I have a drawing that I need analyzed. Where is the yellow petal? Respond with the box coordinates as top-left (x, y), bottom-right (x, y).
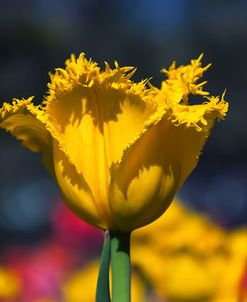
top-left (53, 141), bottom-right (109, 230)
top-left (0, 97), bottom-right (53, 173)
top-left (45, 53), bottom-right (156, 228)
top-left (45, 53), bottom-right (155, 168)
top-left (109, 92), bottom-right (228, 232)
top-left (110, 117), bottom-right (176, 231)
top-left (161, 54), bottom-right (211, 103)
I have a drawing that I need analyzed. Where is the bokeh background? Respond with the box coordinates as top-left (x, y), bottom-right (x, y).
top-left (0, 1), bottom-right (247, 301)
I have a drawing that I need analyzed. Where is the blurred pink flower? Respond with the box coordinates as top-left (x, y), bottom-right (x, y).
top-left (1, 201), bottom-right (104, 301)
top-left (51, 201), bottom-right (103, 251)
top-left (4, 242), bottom-right (75, 302)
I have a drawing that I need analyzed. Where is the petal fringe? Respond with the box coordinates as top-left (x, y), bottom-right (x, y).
top-left (0, 97), bottom-right (54, 173)
top-left (116, 57), bottom-right (228, 165)
top-left (45, 53), bottom-right (149, 104)
top-left (44, 53), bottom-right (156, 173)
top-left (161, 54), bottom-right (211, 103)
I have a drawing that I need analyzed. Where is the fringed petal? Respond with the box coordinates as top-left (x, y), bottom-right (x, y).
top-left (0, 97), bottom-right (54, 173)
top-left (52, 141), bottom-right (112, 230)
top-left (109, 62), bottom-right (228, 231)
top-left (159, 91), bottom-right (228, 132)
top-left (109, 95), bottom-right (227, 231)
top-left (44, 53), bottom-right (157, 217)
top-left (161, 54), bottom-right (211, 103)
top-left (46, 53), bottom-right (141, 100)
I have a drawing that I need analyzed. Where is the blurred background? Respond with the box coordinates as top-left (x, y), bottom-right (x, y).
top-left (0, 0), bottom-right (247, 301)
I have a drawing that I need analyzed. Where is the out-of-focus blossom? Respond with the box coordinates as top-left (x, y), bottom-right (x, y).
top-left (0, 53), bottom-right (227, 232)
top-left (1, 197), bottom-right (247, 302)
top-left (239, 262), bottom-right (247, 302)
top-left (51, 201), bottom-right (103, 250)
top-left (132, 200), bottom-right (247, 302)
top-left (212, 229), bottom-right (247, 302)
top-left (0, 267), bottom-right (21, 299)
top-left (1, 202), bottom-right (104, 302)
top-left (4, 242), bottom-right (75, 302)
top-left (133, 200), bottom-right (226, 255)
top-left (62, 260), bottom-right (146, 302)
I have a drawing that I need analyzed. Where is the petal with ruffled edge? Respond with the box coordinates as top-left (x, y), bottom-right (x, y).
top-left (53, 141), bottom-right (107, 229)
top-left (161, 54), bottom-right (211, 103)
top-left (109, 89), bottom-right (228, 232)
top-left (44, 53), bottom-right (157, 228)
top-left (0, 97), bottom-right (53, 173)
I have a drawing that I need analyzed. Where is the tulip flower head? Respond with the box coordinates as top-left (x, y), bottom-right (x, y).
top-left (0, 53), bottom-right (228, 232)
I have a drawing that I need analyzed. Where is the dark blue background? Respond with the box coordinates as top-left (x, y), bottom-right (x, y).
top-left (0, 0), bottom-right (246, 246)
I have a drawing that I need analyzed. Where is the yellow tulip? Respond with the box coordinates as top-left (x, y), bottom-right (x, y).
top-left (0, 53), bottom-right (228, 232)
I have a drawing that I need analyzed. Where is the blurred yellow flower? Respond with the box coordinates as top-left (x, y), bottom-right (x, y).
top-left (0, 53), bottom-right (227, 232)
top-left (132, 200), bottom-right (247, 302)
top-left (211, 229), bottom-right (247, 302)
top-left (62, 261), bottom-right (145, 302)
top-left (0, 267), bottom-right (20, 299)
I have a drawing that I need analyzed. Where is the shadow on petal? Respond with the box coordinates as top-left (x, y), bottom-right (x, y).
top-left (109, 112), bottom-right (212, 231)
top-left (53, 142), bottom-right (108, 230)
top-left (47, 86), bottom-right (128, 134)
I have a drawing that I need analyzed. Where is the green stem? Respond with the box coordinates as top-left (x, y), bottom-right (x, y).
top-left (110, 231), bottom-right (131, 302)
top-left (96, 231), bottom-right (111, 302)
